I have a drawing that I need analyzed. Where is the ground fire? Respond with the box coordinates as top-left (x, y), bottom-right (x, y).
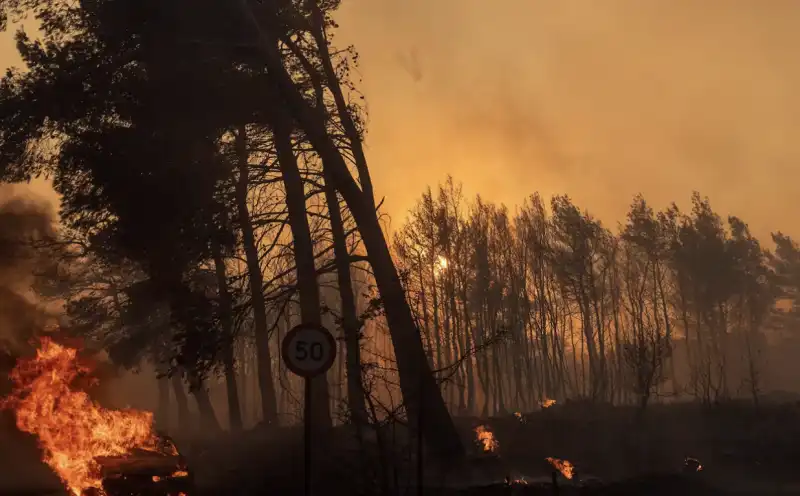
top-left (546, 456), bottom-right (575, 480)
top-left (474, 424), bottom-right (499, 453)
top-left (0, 337), bottom-right (191, 496)
top-left (539, 398), bottom-right (556, 409)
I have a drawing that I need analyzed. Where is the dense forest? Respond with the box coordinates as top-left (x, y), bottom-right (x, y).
top-left (0, 3), bottom-right (798, 485)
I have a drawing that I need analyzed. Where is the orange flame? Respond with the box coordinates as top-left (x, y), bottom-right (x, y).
top-left (474, 424), bottom-right (498, 453)
top-left (1, 337), bottom-right (160, 495)
top-left (152, 470), bottom-right (189, 483)
top-left (546, 457), bottom-right (575, 479)
top-left (540, 398), bottom-right (556, 408)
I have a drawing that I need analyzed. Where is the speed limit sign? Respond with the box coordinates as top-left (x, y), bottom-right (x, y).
top-left (281, 323), bottom-right (337, 378)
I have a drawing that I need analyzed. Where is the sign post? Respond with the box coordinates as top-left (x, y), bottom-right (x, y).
top-left (281, 323), bottom-right (337, 496)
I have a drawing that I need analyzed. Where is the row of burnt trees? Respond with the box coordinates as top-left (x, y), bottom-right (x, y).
top-left (393, 177), bottom-right (800, 415)
top-left (0, 0), bottom-right (464, 458)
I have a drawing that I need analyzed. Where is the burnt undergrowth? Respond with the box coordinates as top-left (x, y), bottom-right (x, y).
top-left (179, 400), bottom-right (800, 496)
top-left (1, 400), bottom-right (799, 495)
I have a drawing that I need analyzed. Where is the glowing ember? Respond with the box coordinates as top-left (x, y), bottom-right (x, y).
top-left (684, 457), bottom-right (703, 472)
top-left (505, 475), bottom-right (528, 486)
top-left (474, 424), bottom-right (499, 453)
top-left (546, 457), bottom-right (575, 479)
top-left (540, 398), bottom-right (556, 408)
top-left (151, 470), bottom-right (189, 483)
top-left (0, 337), bottom-right (161, 495)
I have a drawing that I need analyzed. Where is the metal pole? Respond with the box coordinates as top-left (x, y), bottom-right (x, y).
top-left (304, 377), bottom-right (312, 496)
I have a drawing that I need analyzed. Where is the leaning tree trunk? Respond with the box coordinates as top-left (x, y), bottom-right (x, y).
top-left (212, 239), bottom-right (244, 431)
top-left (323, 171), bottom-right (368, 429)
top-left (239, 1), bottom-right (464, 459)
top-left (170, 373), bottom-right (191, 433)
top-left (164, 271), bottom-right (224, 435)
top-left (325, 162), bottom-right (463, 458)
top-left (234, 126), bottom-right (279, 425)
top-left (304, 0), bottom-right (375, 210)
top-left (156, 371), bottom-right (170, 431)
top-left (189, 376), bottom-right (221, 433)
top-left (272, 110), bottom-right (332, 429)
top-left (171, 300), bottom-right (223, 434)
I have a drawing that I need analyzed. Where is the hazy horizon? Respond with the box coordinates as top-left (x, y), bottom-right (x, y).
top-left (2, 1), bottom-right (799, 241)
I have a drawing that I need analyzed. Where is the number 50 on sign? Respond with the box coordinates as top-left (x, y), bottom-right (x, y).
top-left (281, 323), bottom-right (337, 378)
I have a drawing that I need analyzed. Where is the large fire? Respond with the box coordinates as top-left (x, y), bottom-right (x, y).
top-left (1, 337), bottom-right (161, 495)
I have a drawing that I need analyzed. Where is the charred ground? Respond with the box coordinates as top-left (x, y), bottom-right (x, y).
top-left (165, 400), bottom-right (800, 495)
top-left (4, 400), bottom-right (796, 495)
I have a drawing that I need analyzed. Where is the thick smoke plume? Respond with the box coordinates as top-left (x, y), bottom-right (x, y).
top-left (0, 184), bottom-right (56, 350)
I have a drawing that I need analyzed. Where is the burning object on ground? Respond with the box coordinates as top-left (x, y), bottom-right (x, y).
top-left (473, 424), bottom-right (499, 454)
top-left (546, 456), bottom-right (576, 480)
top-left (1, 336), bottom-right (192, 496)
top-left (539, 398), bottom-right (556, 409)
top-left (91, 434), bottom-right (192, 496)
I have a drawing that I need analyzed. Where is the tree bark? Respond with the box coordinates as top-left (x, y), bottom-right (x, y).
top-left (212, 239), bottom-right (244, 431)
top-left (234, 126), bottom-right (279, 425)
top-left (190, 378), bottom-right (221, 433)
top-left (272, 111), bottom-right (332, 429)
top-left (323, 172), bottom-right (368, 428)
top-left (156, 372), bottom-right (170, 431)
top-left (171, 373), bottom-right (191, 433)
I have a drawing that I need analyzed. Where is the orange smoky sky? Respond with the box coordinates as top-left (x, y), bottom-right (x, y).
top-left (2, 1), bottom-right (800, 241)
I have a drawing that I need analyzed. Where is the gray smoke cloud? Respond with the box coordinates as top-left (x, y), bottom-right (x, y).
top-left (0, 184), bottom-right (57, 349)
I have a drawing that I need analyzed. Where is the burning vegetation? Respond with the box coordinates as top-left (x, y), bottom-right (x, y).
top-left (0, 337), bottom-right (188, 496)
top-left (474, 424), bottom-right (499, 454)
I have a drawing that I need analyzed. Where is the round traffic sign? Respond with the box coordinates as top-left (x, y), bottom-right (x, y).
top-left (281, 323), bottom-right (337, 378)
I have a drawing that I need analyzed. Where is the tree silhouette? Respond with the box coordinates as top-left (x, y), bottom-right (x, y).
top-left (0, 0), bottom-right (465, 457)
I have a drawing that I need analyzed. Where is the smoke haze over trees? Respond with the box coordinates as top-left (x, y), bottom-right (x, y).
top-left (0, 1), bottom-right (799, 495)
top-left (393, 177), bottom-right (800, 413)
top-left (0, 0), bottom-right (798, 435)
